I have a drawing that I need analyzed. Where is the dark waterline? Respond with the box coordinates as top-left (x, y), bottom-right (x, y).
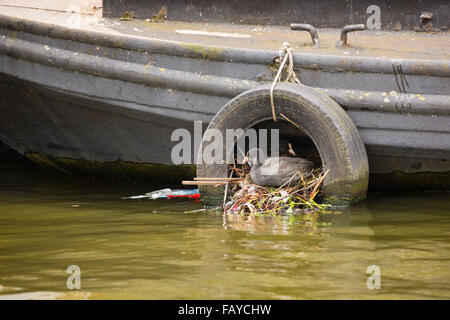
top-left (0, 153), bottom-right (449, 299)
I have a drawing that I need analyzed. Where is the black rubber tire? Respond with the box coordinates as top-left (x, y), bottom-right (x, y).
top-left (197, 83), bottom-right (369, 206)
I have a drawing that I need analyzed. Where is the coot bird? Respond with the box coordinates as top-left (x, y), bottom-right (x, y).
top-left (248, 148), bottom-right (315, 187)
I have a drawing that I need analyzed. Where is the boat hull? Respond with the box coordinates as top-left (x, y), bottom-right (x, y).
top-left (0, 11), bottom-right (449, 189)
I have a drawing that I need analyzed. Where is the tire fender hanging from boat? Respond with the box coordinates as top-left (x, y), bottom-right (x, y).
top-left (197, 82), bottom-right (370, 206)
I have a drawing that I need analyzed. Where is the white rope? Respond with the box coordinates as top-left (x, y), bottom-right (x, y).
top-left (270, 42), bottom-right (301, 122)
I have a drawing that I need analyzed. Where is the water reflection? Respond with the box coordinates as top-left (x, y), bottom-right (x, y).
top-left (223, 207), bottom-right (369, 235)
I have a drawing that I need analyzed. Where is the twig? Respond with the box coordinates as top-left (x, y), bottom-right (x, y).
top-left (223, 171), bottom-right (234, 212)
top-left (280, 113), bottom-right (306, 135)
top-left (309, 168), bottom-right (330, 201)
top-left (195, 177), bottom-right (243, 181)
top-left (182, 181), bottom-right (236, 186)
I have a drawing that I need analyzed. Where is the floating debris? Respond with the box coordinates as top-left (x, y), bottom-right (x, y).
top-left (122, 188), bottom-right (200, 200)
top-left (166, 189), bottom-right (200, 199)
top-left (184, 208), bottom-right (207, 214)
top-left (184, 207), bottom-right (221, 214)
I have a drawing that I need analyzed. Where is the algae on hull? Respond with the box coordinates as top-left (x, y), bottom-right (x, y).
top-left (25, 153), bottom-right (196, 184)
top-left (181, 44), bottom-right (223, 60)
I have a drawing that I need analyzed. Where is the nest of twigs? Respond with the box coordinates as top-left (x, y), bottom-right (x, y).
top-left (223, 162), bottom-right (330, 216)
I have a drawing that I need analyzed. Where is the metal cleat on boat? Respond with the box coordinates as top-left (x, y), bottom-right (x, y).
top-left (289, 23), bottom-right (320, 47)
top-left (336, 24), bottom-right (366, 48)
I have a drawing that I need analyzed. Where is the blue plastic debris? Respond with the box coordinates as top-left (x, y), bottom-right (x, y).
top-left (122, 188), bottom-right (200, 200)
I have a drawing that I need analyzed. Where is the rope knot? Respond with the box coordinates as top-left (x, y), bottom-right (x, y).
top-left (278, 42), bottom-right (291, 60)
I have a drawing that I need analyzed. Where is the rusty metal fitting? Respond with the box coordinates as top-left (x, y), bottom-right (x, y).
top-left (290, 23), bottom-right (320, 47)
top-left (336, 24), bottom-right (365, 47)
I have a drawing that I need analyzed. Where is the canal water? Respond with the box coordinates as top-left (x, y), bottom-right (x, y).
top-left (0, 154), bottom-right (449, 299)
